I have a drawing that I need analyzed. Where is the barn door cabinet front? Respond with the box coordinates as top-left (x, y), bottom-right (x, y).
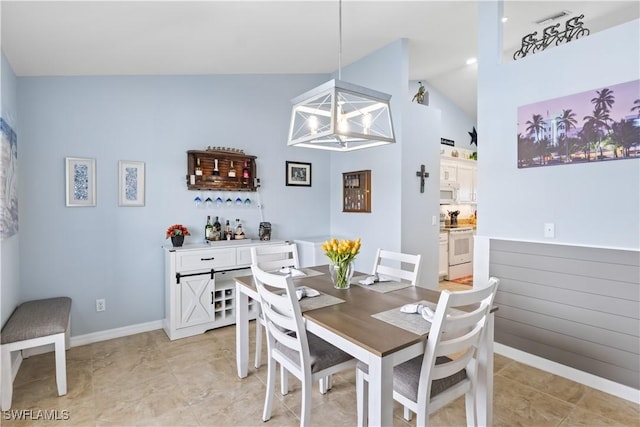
top-left (163, 242), bottom-right (284, 340)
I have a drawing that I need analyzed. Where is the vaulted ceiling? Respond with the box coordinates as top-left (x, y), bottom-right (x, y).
top-left (2, 1), bottom-right (638, 121)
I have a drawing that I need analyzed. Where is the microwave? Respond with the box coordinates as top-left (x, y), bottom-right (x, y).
top-left (440, 182), bottom-right (458, 204)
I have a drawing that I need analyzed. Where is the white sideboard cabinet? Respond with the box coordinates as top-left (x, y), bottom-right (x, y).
top-left (163, 240), bottom-right (285, 340)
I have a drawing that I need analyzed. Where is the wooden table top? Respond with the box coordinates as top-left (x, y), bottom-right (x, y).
top-left (235, 265), bottom-right (443, 357)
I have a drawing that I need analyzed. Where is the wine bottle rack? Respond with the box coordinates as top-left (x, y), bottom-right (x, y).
top-left (186, 149), bottom-right (257, 191)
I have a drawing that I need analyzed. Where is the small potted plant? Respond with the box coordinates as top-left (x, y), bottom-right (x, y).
top-left (166, 224), bottom-right (190, 247)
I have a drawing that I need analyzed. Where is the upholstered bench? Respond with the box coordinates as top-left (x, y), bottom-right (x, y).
top-left (1, 297), bottom-right (71, 410)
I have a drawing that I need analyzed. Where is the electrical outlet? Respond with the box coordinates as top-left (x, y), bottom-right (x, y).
top-left (544, 223), bottom-right (555, 238)
top-left (96, 298), bottom-right (106, 312)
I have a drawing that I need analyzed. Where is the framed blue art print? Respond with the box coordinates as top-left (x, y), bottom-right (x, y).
top-left (65, 157), bottom-right (96, 207)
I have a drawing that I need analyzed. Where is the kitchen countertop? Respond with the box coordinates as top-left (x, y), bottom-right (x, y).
top-left (440, 225), bottom-right (476, 232)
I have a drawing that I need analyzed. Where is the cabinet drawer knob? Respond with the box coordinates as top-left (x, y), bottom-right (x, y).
top-left (201, 257), bottom-right (215, 261)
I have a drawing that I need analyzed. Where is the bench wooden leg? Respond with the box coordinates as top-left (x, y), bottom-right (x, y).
top-left (1, 345), bottom-right (13, 411)
top-left (54, 333), bottom-right (67, 396)
top-left (1, 332), bottom-right (68, 410)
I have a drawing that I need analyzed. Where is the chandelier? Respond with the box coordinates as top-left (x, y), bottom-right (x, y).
top-left (287, 0), bottom-right (396, 152)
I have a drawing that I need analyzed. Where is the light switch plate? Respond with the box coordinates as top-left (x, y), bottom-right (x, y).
top-left (544, 223), bottom-right (555, 238)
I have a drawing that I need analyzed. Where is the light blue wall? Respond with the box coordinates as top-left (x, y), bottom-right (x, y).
top-left (326, 39), bottom-right (443, 287)
top-left (1, 52), bottom-right (20, 326)
top-left (328, 39), bottom-right (405, 272)
top-left (16, 73), bottom-right (332, 335)
top-left (477, 6), bottom-right (640, 250)
top-left (12, 39), bottom-right (452, 336)
top-left (401, 100), bottom-right (442, 288)
top-left (410, 80), bottom-right (477, 153)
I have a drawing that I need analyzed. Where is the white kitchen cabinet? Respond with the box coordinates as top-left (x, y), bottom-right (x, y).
top-left (438, 232), bottom-right (449, 278)
top-left (164, 240), bottom-right (285, 340)
top-left (456, 164), bottom-right (477, 203)
top-left (440, 157), bottom-right (477, 203)
top-left (440, 161), bottom-right (458, 184)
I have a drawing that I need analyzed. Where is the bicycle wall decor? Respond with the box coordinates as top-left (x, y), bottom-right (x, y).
top-left (513, 14), bottom-right (591, 60)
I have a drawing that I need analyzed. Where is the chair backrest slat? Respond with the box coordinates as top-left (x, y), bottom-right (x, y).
top-left (261, 302), bottom-right (298, 335)
top-left (251, 243), bottom-right (300, 272)
top-left (372, 249), bottom-right (422, 285)
top-left (430, 351), bottom-right (474, 380)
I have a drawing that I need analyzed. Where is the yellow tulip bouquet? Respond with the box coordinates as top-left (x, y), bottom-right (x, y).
top-left (321, 237), bottom-right (361, 289)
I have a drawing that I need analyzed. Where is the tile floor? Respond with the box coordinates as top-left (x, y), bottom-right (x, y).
top-left (2, 281), bottom-right (638, 426)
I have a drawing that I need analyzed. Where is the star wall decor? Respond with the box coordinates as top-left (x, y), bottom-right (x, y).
top-left (469, 126), bottom-right (477, 146)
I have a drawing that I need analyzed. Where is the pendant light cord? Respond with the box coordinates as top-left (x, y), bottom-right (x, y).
top-left (338, 0), bottom-right (342, 80)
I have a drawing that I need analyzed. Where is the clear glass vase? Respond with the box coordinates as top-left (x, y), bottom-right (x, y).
top-left (329, 261), bottom-right (354, 289)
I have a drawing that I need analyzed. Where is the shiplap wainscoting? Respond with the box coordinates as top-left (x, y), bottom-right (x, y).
top-left (489, 239), bottom-right (639, 389)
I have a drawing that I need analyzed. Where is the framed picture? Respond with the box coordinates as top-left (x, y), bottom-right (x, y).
top-left (65, 157), bottom-right (96, 207)
top-left (118, 160), bottom-right (145, 207)
top-left (285, 161), bottom-right (312, 187)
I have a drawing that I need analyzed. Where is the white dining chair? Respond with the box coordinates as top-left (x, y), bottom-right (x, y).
top-left (371, 249), bottom-right (422, 285)
top-left (356, 277), bottom-right (500, 427)
top-left (251, 265), bottom-right (357, 427)
top-left (250, 243), bottom-right (300, 369)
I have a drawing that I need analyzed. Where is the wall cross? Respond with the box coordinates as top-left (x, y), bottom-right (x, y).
top-left (416, 164), bottom-right (429, 193)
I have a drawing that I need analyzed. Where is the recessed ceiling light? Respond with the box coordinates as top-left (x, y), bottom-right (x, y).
top-left (502, 16), bottom-right (508, 23)
top-left (466, 57), bottom-right (477, 65)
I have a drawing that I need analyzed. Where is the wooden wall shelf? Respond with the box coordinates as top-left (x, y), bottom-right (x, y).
top-left (186, 149), bottom-right (257, 191)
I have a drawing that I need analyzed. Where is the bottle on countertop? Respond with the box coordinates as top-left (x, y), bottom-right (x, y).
top-left (213, 216), bottom-right (221, 240)
top-left (195, 158), bottom-right (203, 177)
top-left (213, 159), bottom-right (220, 176)
top-left (234, 218), bottom-right (245, 240)
top-left (228, 160), bottom-right (236, 178)
top-left (224, 220), bottom-right (232, 240)
top-left (205, 216), bottom-right (214, 241)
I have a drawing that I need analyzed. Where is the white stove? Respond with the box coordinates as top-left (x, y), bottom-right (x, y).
top-left (444, 227), bottom-right (474, 280)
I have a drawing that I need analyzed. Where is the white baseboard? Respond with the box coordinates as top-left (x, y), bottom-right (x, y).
top-left (70, 320), bottom-right (164, 347)
top-left (21, 320), bottom-right (164, 358)
top-left (495, 343), bottom-right (640, 404)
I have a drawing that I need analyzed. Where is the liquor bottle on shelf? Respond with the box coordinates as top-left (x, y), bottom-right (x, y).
top-left (242, 160), bottom-right (250, 184)
top-left (213, 159), bottom-right (220, 176)
top-left (213, 216), bottom-right (221, 241)
top-left (228, 161), bottom-right (236, 178)
top-left (195, 158), bottom-right (203, 177)
top-left (205, 216), bottom-right (214, 241)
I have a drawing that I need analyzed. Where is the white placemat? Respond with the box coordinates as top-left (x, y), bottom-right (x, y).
top-left (299, 292), bottom-right (345, 312)
top-left (295, 268), bottom-right (325, 278)
top-left (371, 300), bottom-right (437, 335)
top-left (272, 267), bottom-right (325, 278)
top-left (351, 275), bottom-right (412, 293)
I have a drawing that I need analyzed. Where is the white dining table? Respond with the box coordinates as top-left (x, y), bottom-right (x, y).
top-left (234, 266), bottom-right (495, 427)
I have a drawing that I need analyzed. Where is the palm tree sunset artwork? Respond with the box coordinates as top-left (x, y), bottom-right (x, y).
top-left (517, 79), bottom-right (639, 168)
